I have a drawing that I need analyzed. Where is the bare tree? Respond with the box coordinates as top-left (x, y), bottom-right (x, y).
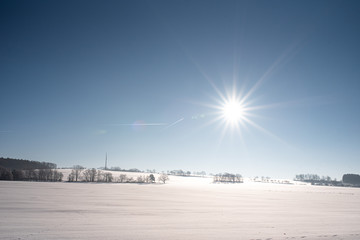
top-left (118, 174), bottom-right (127, 183)
top-left (0, 167), bottom-right (13, 180)
top-left (137, 175), bottom-right (145, 183)
top-left (73, 165), bottom-right (84, 182)
top-left (53, 171), bottom-right (63, 181)
top-left (38, 169), bottom-right (47, 181)
top-left (97, 170), bottom-right (104, 182)
top-left (158, 173), bottom-right (169, 184)
top-left (12, 169), bottom-right (24, 181)
top-left (82, 169), bottom-right (91, 182)
top-left (104, 172), bottom-right (113, 182)
top-left (45, 169), bottom-right (53, 181)
top-left (68, 170), bottom-right (76, 182)
top-left (235, 174), bottom-right (243, 183)
top-left (90, 168), bottom-right (97, 182)
top-left (82, 168), bottom-right (97, 182)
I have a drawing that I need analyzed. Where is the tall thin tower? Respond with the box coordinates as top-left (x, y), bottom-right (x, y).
top-left (105, 153), bottom-right (107, 170)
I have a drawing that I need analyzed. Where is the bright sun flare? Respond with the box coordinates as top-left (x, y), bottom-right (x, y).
top-left (222, 100), bottom-right (244, 124)
top-left (202, 81), bottom-right (260, 137)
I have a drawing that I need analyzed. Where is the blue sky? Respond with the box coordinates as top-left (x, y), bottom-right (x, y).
top-left (1, 0), bottom-right (360, 179)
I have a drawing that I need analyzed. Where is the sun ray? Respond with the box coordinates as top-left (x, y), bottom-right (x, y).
top-left (240, 116), bottom-right (295, 150)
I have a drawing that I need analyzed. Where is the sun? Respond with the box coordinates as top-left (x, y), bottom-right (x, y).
top-left (198, 79), bottom-right (269, 140)
top-left (222, 100), bottom-right (245, 124)
top-left (201, 82), bottom-right (253, 137)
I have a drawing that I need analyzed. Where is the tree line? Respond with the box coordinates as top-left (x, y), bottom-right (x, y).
top-left (295, 174), bottom-right (323, 182)
top-left (294, 173), bottom-right (339, 186)
top-left (213, 173), bottom-right (243, 183)
top-left (108, 167), bottom-right (142, 172)
top-left (0, 157), bottom-right (57, 170)
top-left (167, 169), bottom-right (206, 177)
top-left (342, 174), bottom-right (360, 186)
top-left (294, 173), bottom-right (341, 185)
top-left (0, 158), bottom-right (62, 181)
top-left (0, 166), bottom-right (63, 181)
top-left (294, 173), bottom-right (360, 187)
top-left (118, 173), bottom-right (169, 184)
top-left (68, 166), bottom-right (169, 183)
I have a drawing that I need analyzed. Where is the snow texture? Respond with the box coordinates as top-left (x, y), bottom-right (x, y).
top-left (1, 173), bottom-right (360, 240)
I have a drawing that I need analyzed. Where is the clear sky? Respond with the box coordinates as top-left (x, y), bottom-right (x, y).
top-left (1, 0), bottom-right (360, 179)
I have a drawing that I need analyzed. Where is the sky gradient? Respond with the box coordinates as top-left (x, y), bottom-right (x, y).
top-left (1, 0), bottom-right (360, 179)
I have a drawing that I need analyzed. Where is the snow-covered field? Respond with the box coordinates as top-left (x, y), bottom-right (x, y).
top-left (1, 173), bottom-right (360, 240)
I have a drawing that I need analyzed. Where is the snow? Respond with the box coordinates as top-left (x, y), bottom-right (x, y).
top-left (1, 174), bottom-right (360, 240)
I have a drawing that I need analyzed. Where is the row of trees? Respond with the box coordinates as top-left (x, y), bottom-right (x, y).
top-left (68, 168), bottom-right (114, 182)
top-left (0, 166), bottom-right (63, 181)
top-left (108, 167), bottom-right (142, 172)
top-left (168, 169), bottom-right (192, 176)
top-left (213, 173), bottom-right (243, 183)
top-left (67, 165), bottom-right (207, 179)
top-left (167, 169), bottom-right (206, 177)
top-left (295, 173), bottom-right (360, 187)
top-left (117, 173), bottom-right (169, 183)
top-left (117, 173), bottom-right (156, 183)
top-left (67, 166), bottom-right (169, 184)
top-left (294, 174), bottom-right (331, 182)
top-left (294, 173), bottom-right (344, 186)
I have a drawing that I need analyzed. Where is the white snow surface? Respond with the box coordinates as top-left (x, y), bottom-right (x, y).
top-left (1, 172), bottom-right (360, 240)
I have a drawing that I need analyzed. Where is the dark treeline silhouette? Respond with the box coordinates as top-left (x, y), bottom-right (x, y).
top-left (69, 168), bottom-right (114, 182)
top-left (342, 174), bottom-right (360, 186)
top-left (294, 173), bottom-right (360, 188)
top-left (109, 166), bottom-right (142, 172)
top-left (0, 166), bottom-right (63, 181)
top-left (294, 174), bottom-right (322, 181)
top-left (167, 169), bottom-right (206, 177)
top-left (0, 158), bottom-right (62, 181)
top-left (294, 173), bottom-right (345, 187)
top-left (0, 166), bottom-right (14, 180)
top-left (0, 157), bottom-right (57, 170)
top-left (168, 169), bottom-right (191, 176)
top-left (213, 173), bottom-right (243, 183)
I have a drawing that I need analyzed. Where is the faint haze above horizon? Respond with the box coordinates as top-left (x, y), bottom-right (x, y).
top-left (1, 0), bottom-right (360, 179)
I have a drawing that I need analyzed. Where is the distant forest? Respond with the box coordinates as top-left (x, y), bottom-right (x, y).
top-left (343, 174), bottom-right (360, 186)
top-left (294, 173), bottom-right (360, 187)
top-left (0, 157), bottom-right (62, 181)
top-left (0, 157), bottom-right (57, 170)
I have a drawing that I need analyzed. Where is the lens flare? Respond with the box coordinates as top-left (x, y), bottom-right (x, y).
top-left (222, 100), bottom-right (245, 124)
